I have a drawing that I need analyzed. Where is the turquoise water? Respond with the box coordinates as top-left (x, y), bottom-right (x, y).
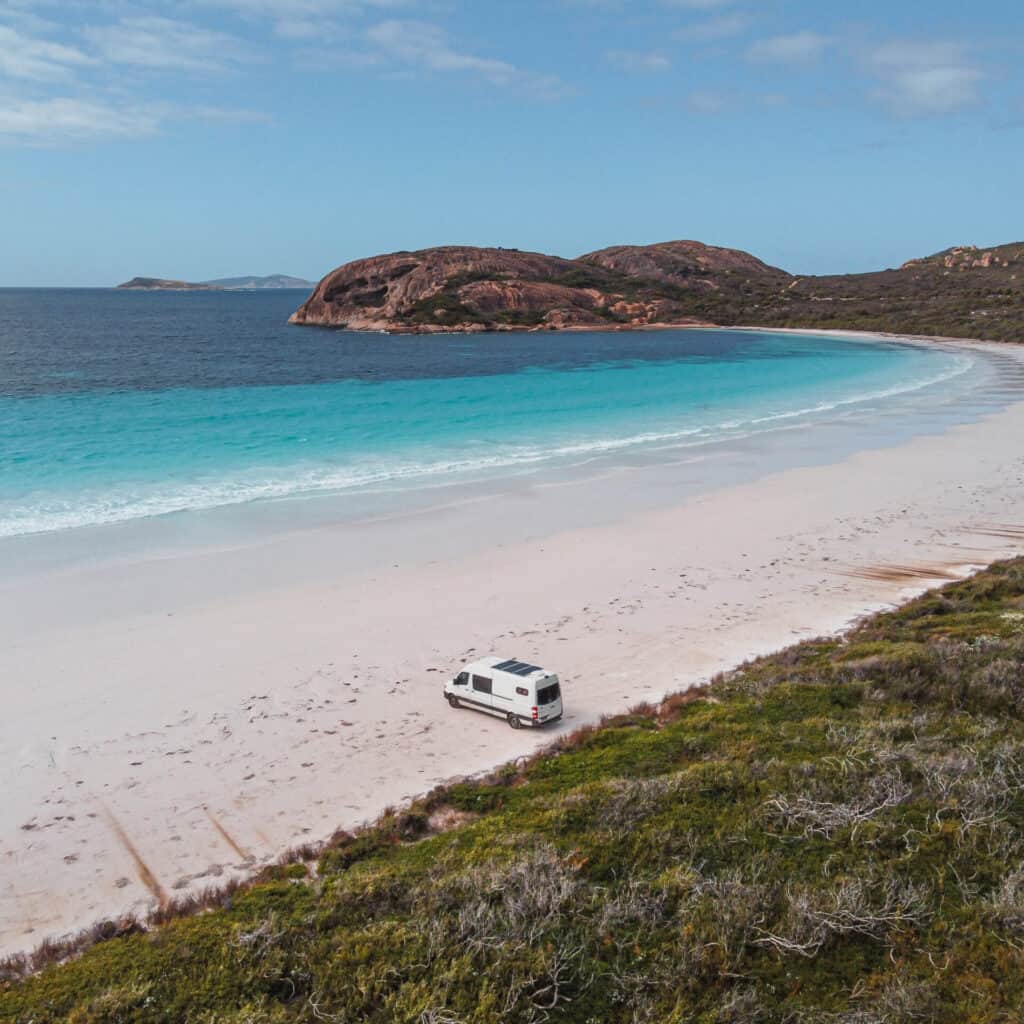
top-left (0, 291), bottom-right (975, 538)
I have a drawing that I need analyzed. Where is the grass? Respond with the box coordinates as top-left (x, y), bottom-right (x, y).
top-left (5, 559), bottom-right (1024, 1021)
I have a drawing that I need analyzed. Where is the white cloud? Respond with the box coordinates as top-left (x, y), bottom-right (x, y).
top-left (881, 66), bottom-right (984, 116)
top-left (0, 96), bottom-right (159, 141)
top-left (293, 47), bottom-right (383, 70)
top-left (363, 20), bottom-right (570, 98)
top-left (272, 18), bottom-right (349, 39)
top-left (0, 24), bottom-right (95, 81)
top-left (864, 40), bottom-right (984, 116)
top-left (0, 95), bottom-right (272, 144)
top-left (868, 40), bottom-right (967, 74)
top-left (606, 49), bottom-right (671, 73)
top-left (81, 17), bottom-right (254, 72)
top-left (742, 32), bottom-right (986, 118)
top-left (663, 0), bottom-right (733, 9)
top-left (682, 89), bottom-right (728, 114)
top-left (748, 31), bottom-right (830, 65)
top-left (674, 14), bottom-right (751, 43)
top-left (189, 105), bottom-right (274, 124)
top-left (196, 0), bottom-right (415, 16)
top-left (367, 20), bottom-right (516, 77)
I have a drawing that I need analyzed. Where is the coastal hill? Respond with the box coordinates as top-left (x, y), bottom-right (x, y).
top-left (581, 238), bottom-right (792, 287)
top-left (203, 274), bottom-right (315, 290)
top-left (5, 560), bottom-right (1024, 1020)
top-left (287, 242), bottom-right (757, 333)
top-left (117, 274), bottom-right (314, 291)
top-left (289, 240), bottom-right (1024, 341)
top-left (116, 277), bottom-right (218, 291)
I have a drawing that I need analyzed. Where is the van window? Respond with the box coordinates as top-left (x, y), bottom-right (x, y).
top-left (455, 672), bottom-right (469, 686)
top-left (472, 675), bottom-right (492, 695)
top-left (516, 686), bottom-right (528, 696)
top-left (537, 681), bottom-right (560, 705)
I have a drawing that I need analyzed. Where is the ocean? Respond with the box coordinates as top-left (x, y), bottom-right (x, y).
top-left (0, 288), bottom-right (987, 540)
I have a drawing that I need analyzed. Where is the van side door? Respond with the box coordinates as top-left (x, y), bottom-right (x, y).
top-left (470, 674), bottom-right (494, 711)
top-left (489, 675), bottom-right (516, 716)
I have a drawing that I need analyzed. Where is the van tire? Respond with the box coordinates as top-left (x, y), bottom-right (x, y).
top-left (447, 695), bottom-right (461, 709)
top-left (507, 713), bottom-right (522, 730)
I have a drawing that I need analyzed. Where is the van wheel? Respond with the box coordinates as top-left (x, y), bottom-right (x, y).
top-left (447, 695), bottom-right (460, 709)
top-left (507, 713), bottom-right (522, 730)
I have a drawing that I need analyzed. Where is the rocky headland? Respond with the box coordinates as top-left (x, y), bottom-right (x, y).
top-left (289, 240), bottom-right (1024, 342)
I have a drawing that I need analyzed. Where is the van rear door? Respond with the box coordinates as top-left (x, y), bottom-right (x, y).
top-left (535, 676), bottom-right (562, 721)
top-left (470, 673), bottom-right (494, 711)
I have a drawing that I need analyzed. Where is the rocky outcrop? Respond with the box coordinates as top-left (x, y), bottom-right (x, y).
top-left (580, 240), bottom-right (791, 291)
top-left (289, 245), bottom-right (724, 332)
top-left (290, 247), bottom-right (584, 331)
top-left (289, 239), bottom-right (1024, 342)
top-left (901, 244), bottom-right (1024, 273)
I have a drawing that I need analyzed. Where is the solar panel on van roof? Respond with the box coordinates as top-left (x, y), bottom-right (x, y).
top-left (494, 659), bottom-right (542, 677)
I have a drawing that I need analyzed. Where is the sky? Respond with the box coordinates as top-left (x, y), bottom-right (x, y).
top-left (1, 0), bottom-right (1022, 286)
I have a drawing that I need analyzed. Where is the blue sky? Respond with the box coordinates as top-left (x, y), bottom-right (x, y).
top-left (1, 0), bottom-right (1022, 286)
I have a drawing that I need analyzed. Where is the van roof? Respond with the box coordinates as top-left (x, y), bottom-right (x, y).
top-left (464, 656), bottom-right (550, 679)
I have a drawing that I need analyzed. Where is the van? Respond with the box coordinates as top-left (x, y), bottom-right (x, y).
top-left (444, 657), bottom-right (563, 729)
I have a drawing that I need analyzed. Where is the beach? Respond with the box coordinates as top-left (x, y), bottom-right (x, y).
top-left (3, 334), bottom-right (1024, 958)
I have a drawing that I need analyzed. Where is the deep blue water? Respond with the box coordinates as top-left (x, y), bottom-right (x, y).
top-left (0, 288), bottom-right (972, 538)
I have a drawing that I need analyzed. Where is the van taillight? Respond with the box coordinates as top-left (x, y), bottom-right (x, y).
top-left (532, 707), bottom-right (538, 720)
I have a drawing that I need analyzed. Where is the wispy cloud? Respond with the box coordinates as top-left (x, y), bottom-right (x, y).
top-left (863, 40), bottom-right (985, 117)
top-left (292, 46), bottom-right (383, 70)
top-left (607, 49), bottom-right (671, 73)
top-left (81, 17), bottom-right (255, 72)
top-left (682, 88), bottom-right (729, 114)
top-left (674, 13), bottom-right (751, 43)
top-left (0, 96), bottom-right (159, 142)
top-left (273, 18), bottom-right (345, 39)
top-left (662, 0), bottom-right (733, 9)
top-left (0, 95), bottom-right (272, 144)
top-left (0, 24), bottom-right (95, 81)
top-left (189, 105), bottom-right (275, 124)
top-left (363, 20), bottom-right (571, 98)
top-left (747, 31), bottom-right (831, 66)
top-left (195, 0), bottom-right (418, 17)
top-left (741, 28), bottom-right (989, 119)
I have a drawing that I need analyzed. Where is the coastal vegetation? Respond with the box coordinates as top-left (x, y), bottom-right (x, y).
top-left (5, 559), bottom-right (1024, 1021)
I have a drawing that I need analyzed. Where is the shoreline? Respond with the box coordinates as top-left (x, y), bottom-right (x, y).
top-left (3, 331), bottom-right (1024, 958)
top-left (288, 312), bottom-right (1018, 348)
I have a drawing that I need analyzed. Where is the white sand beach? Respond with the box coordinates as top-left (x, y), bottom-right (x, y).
top-left (3, 335), bottom-right (1024, 958)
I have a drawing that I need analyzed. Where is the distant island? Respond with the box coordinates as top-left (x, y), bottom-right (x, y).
top-left (117, 277), bottom-right (218, 291)
top-left (288, 240), bottom-right (1024, 342)
top-left (204, 274), bottom-right (316, 290)
top-left (117, 274), bottom-right (315, 291)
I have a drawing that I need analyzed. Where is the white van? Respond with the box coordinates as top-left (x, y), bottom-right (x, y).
top-left (444, 657), bottom-right (563, 729)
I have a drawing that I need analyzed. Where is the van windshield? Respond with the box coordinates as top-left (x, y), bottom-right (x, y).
top-left (536, 681), bottom-right (560, 705)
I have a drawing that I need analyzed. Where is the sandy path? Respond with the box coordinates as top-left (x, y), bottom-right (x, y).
top-left (2, 339), bottom-right (1024, 957)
